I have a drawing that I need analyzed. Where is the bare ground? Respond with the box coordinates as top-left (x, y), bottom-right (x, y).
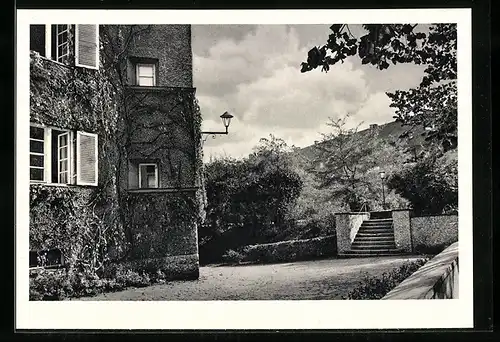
top-left (77, 256), bottom-right (425, 301)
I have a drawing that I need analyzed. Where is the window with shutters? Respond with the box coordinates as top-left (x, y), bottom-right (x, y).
top-left (29, 124), bottom-right (98, 186)
top-left (29, 24), bottom-right (99, 70)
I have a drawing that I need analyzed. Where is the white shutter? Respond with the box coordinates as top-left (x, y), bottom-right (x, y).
top-left (76, 131), bottom-right (98, 186)
top-left (75, 24), bottom-right (99, 69)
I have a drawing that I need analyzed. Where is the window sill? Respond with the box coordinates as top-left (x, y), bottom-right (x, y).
top-left (33, 54), bottom-right (73, 69)
top-left (128, 187), bottom-right (199, 194)
top-left (29, 182), bottom-right (97, 188)
top-left (125, 85), bottom-right (196, 92)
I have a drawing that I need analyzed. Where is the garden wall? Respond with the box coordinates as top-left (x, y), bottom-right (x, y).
top-left (231, 235), bottom-right (336, 264)
top-left (383, 241), bottom-right (458, 299)
top-left (391, 210), bottom-right (458, 254)
top-left (335, 212), bottom-right (370, 254)
top-left (411, 214), bottom-right (458, 254)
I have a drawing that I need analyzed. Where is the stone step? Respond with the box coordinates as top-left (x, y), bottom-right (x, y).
top-left (351, 245), bottom-right (397, 251)
top-left (338, 252), bottom-right (403, 258)
top-left (355, 232), bottom-right (394, 237)
top-left (353, 240), bottom-right (395, 245)
top-left (363, 218), bottom-right (392, 223)
top-left (352, 246), bottom-right (396, 252)
top-left (360, 224), bottom-right (393, 228)
top-left (358, 228), bottom-right (393, 233)
top-left (358, 226), bottom-right (394, 232)
top-left (359, 223), bottom-right (393, 228)
top-left (361, 222), bottom-right (393, 226)
top-left (352, 239), bottom-right (395, 245)
top-left (346, 248), bottom-right (401, 254)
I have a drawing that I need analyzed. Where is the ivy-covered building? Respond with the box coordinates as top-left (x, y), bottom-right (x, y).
top-left (29, 24), bottom-right (204, 280)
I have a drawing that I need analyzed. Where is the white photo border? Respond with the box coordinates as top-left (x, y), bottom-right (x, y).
top-left (16, 8), bottom-right (473, 330)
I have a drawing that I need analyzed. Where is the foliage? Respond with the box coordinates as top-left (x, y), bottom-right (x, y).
top-left (346, 258), bottom-right (429, 300)
top-left (386, 151), bottom-right (458, 215)
top-left (204, 136), bottom-right (303, 240)
top-left (303, 115), bottom-right (409, 211)
top-left (201, 136), bottom-right (303, 262)
top-left (29, 267), bottom-right (156, 301)
top-left (414, 243), bottom-right (449, 256)
top-left (301, 24), bottom-right (457, 153)
top-left (29, 184), bottom-right (129, 274)
top-left (30, 47), bottom-right (127, 274)
top-left (222, 235), bottom-right (336, 265)
top-left (123, 191), bottom-right (200, 260)
top-left (221, 249), bottom-right (245, 265)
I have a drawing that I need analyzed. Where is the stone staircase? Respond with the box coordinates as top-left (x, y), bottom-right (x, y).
top-left (341, 213), bottom-right (403, 257)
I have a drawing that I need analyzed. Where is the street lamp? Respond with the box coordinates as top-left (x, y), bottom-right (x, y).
top-left (202, 111), bottom-right (234, 139)
top-left (379, 171), bottom-right (386, 210)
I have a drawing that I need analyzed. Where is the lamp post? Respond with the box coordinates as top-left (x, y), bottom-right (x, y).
top-left (202, 111), bottom-right (234, 138)
top-left (379, 171), bottom-right (386, 210)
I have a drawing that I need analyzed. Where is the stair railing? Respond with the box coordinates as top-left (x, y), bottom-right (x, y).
top-left (358, 201), bottom-right (368, 213)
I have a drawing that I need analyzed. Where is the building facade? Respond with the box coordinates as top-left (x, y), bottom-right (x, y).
top-left (29, 24), bottom-right (204, 280)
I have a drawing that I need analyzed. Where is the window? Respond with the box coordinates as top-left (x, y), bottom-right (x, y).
top-left (29, 126), bottom-right (45, 182)
top-left (29, 24), bottom-right (99, 70)
top-left (29, 124), bottom-right (98, 186)
top-left (136, 63), bottom-right (156, 86)
top-left (57, 131), bottom-right (69, 183)
top-left (138, 163), bottom-right (158, 189)
top-left (56, 24), bottom-right (70, 63)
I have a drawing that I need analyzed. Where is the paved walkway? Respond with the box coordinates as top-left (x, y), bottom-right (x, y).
top-left (79, 256), bottom-right (425, 301)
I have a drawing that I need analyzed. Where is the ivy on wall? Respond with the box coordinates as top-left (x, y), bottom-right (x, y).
top-left (29, 50), bottom-right (128, 273)
top-left (29, 25), bottom-right (206, 277)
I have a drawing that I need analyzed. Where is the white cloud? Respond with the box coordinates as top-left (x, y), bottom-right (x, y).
top-left (194, 25), bottom-right (409, 161)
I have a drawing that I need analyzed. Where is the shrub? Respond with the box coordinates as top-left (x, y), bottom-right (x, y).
top-left (221, 249), bottom-right (244, 265)
top-left (29, 266), bottom-right (153, 300)
top-left (346, 258), bottom-right (429, 300)
top-left (114, 268), bottom-right (151, 288)
top-left (224, 235), bottom-right (336, 265)
top-left (414, 243), bottom-right (448, 256)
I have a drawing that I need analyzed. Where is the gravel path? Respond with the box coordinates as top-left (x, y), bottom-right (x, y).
top-left (78, 256), bottom-right (425, 301)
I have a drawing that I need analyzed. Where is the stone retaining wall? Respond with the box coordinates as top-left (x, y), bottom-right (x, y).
top-left (334, 212), bottom-right (370, 254)
top-left (382, 241), bottom-right (458, 299)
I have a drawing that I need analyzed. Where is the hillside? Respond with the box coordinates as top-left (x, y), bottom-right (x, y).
top-left (296, 120), bottom-right (426, 162)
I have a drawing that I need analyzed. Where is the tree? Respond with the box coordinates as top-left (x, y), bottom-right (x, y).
top-left (300, 115), bottom-right (411, 212)
top-left (387, 150), bottom-right (458, 215)
top-left (301, 24), bottom-right (457, 153)
top-left (308, 115), bottom-right (380, 210)
top-left (201, 136), bottom-right (303, 261)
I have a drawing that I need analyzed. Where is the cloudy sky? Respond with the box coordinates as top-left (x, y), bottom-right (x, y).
top-left (192, 25), bottom-right (427, 161)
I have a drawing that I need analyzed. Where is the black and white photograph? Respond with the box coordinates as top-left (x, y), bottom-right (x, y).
top-left (16, 9), bottom-right (474, 330)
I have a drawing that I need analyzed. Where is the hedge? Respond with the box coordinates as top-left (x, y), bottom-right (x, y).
top-left (222, 235), bottom-right (336, 265)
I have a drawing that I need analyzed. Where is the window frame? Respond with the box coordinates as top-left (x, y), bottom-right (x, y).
top-left (135, 63), bottom-right (156, 87)
top-left (57, 131), bottom-right (70, 184)
top-left (29, 124), bottom-right (92, 187)
top-left (29, 125), bottom-right (46, 183)
top-left (55, 24), bottom-right (70, 63)
top-left (30, 24), bottom-right (99, 70)
top-left (138, 163), bottom-right (159, 189)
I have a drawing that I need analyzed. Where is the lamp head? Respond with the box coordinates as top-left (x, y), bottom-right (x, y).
top-left (220, 111), bottom-right (234, 128)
